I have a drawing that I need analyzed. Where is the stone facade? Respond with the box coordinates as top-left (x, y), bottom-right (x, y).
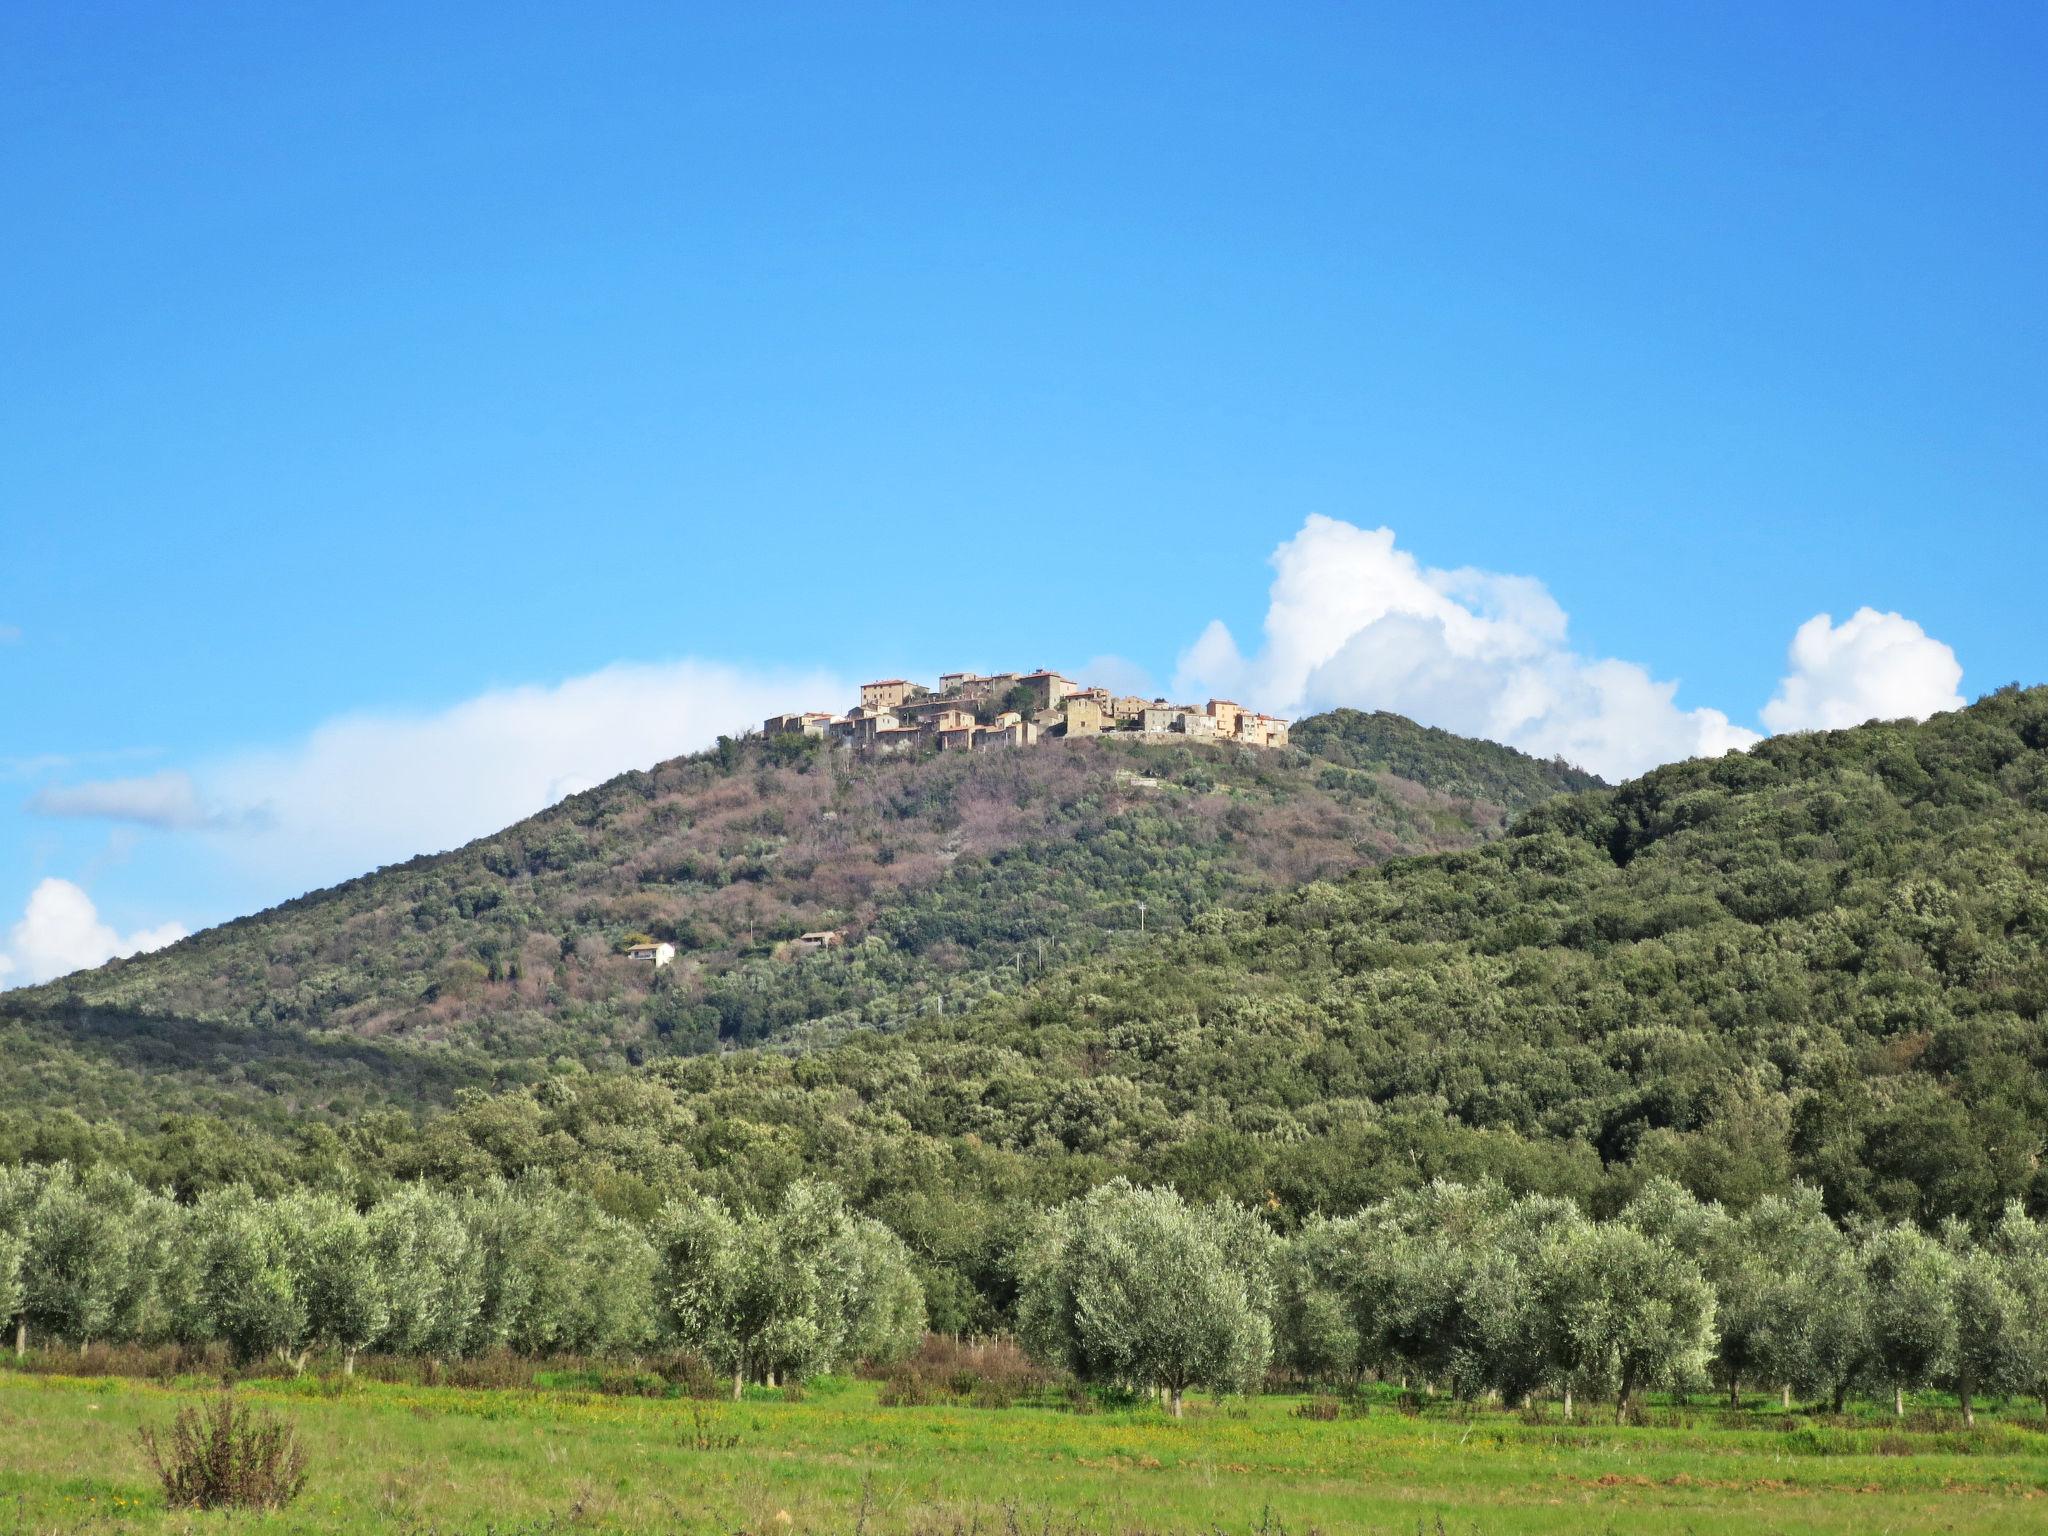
top-left (773, 669), bottom-right (1287, 760)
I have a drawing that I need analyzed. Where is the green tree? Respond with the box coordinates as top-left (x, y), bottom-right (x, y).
top-left (368, 1184), bottom-right (482, 1359)
top-left (652, 1181), bottom-right (858, 1399)
top-left (1275, 1217), bottom-right (1365, 1385)
top-left (1861, 1222), bottom-right (1957, 1416)
top-left (1987, 1203), bottom-right (2048, 1417)
top-left (296, 1193), bottom-right (387, 1375)
top-left (1723, 1187), bottom-right (1866, 1411)
top-left (0, 1226), bottom-right (22, 1358)
top-left (1538, 1224), bottom-right (1716, 1422)
top-left (190, 1186), bottom-right (309, 1366)
top-left (0, 1163), bottom-right (50, 1355)
top-left (1016, 1180), bottom-right (1276, 1417)
top-left (467, 1176), bottom-right (654, 1357)
top-left (831, 1216), bottom-right (926, 1366)
top-left (1940, 1221), bottom-right (2026, 1427)
top-left (17, 1163), bottom-right (142, 1350)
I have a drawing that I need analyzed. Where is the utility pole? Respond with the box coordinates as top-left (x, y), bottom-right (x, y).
top-left (1137, 900), bottom-right (1147, 936)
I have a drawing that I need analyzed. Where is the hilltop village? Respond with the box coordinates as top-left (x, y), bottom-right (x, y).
top-left (765, 668), bottom-right (1290, 757)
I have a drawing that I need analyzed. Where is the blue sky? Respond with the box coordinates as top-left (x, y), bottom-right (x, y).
top-left (3, 2), bottom-right (2042, 981)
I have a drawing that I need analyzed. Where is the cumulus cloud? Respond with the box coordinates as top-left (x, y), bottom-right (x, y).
top-left (32, 657), bottom-right (846, 903)
top-left (0, 877), bottom-right (186, 987)
top-left (1176, 517), bottom-right (1760, 780)
top-left (28, 770), bottom-right (235, 829)
top-left (1761, 608), bottom-right (1965, 733)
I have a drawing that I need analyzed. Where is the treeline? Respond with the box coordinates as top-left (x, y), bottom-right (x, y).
top-left (0, 1164), bottom-right (922, 1396)
top-left (9, 1161), bottom-right (2047, 1424)
top-left (1026, 1178), bottom-right (2048, 1423)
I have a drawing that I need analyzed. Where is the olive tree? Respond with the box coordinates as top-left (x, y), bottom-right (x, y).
top-left (1987, 1203), bottom-right (2048, 1416)
top-left (1275, 1216), bottom-right (1365, 1385)
top-left (295, 1193), bottom-right (387, 1374)
top-left (16, 1163), bottom-right (144, 1351)
top-left (0, 1227), bottom-right (22, 1356)
top-left (831, 1215), bottom-right (926, 1366)
top-left (1017, 1179), bottom-right (1276, 1417)
top-left (368, 1183), bottom-right (482, 1359)
top-left (0, 1163), bottom-right (50, 1355)
top-left (653, 1181), bottom-right (869, 1398)
top-left (1453, 1193), bottom-right (1591, 1409)
top-left (485, 1178), bottom-right (659, 1357)
top-left (191, 1186), bottom-right (309, 1366)
top-left (1538, 1224), bottom-right (1716, 1422)
top-left (1727, 1187), bottom-right (1867, 1411)
top-left (1862, 1222), bottom-right (1957, 1416)
top-left (1940, 1221), bottom-right (2026, 1427)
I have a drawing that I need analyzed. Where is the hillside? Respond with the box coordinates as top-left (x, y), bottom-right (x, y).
top-left (9, 690), bottom-right (2045, 1323)
top-left (0, 715), bottom-right (1593, 1138)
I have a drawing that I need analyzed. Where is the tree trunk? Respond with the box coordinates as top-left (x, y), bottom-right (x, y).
top-left (1728, 1378), bottom-right (1740, 1409)
top-left (1960, 1382), bottom-right (1974, 1428)
top-left (12, 1319), bottom-right (23, 1359)
top-left (1170, 1385), bottom-right (1184, 1419)
top-left (1781, 1385), bottom-right (1791, 1411)
top-left (344, 1349), bottom-right (356, 1378)
top-left (1562, 1386), bottom-right (1572, 1420)
top-left (731, 1365), bottom-right (744, 1403)
top-left (1894, 1385), bottom-right (1904, 1417)
top-left (1831, 1383), bottom-right (1848, 1415)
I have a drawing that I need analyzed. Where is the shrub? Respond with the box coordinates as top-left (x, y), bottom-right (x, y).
top-left (1293, 1396), bottom-right (1340, 1421)
top-left (871, 1335), bottom-right (1058, 1409)
top-left (139, 1392), bottom-right (309, 1511)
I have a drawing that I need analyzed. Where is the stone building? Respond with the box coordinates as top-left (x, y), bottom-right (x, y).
top-left (777, 666), bottom-right (1285, 760)
top-left (975, 717), bottom-right (1038, 750)
top-left (860, 679), bottom-right (914, 711)
top-left (1062, 694), bottom-right (1108, 736)
top-left (1017, 670), bottom-right (1078, 712)
top-left (764, 711), bottom-right (836, 737)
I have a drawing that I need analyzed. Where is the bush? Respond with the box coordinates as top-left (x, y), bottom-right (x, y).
top-left (1293, 1396), bottom-right (1341, 1421)
top-left (139, 1392), bottom-right (309, 1512)
top-left (871, 1335), bottom-right (1058, 1409)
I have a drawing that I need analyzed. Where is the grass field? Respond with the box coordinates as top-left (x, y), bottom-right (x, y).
top-left (5, 1368), bottom-right (2048, 1535)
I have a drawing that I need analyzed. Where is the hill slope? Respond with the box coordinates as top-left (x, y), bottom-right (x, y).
top-left (0, 716), bottom-right (1594, 1134)
top-left (9, 693), bottom-right (2045, 1321)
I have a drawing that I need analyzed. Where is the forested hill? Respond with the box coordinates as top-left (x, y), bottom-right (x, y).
top-left (1291, 708), bottom-right (1603, 805)
top-left (0, 715), bottom-right (1591, 1133)
top-left (41, 685), bottom-right (2045, 1265)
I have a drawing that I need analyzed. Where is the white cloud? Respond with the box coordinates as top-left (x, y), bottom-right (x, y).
top-left (0, 624), bottom-right (21, 644)
top-left (0, 877), bottom-right (186, 987)
top-left (1176, 516), bottom-right (1759, 780)
top-left (47, 657), bottom-right (848, 901)
top-left (28, 770), bottom-right (232, 829)
top-left (1761, 608), bottom-right (1965, 733)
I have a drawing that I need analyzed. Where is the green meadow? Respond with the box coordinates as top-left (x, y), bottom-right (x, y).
top-left (5, 1369), bottom-right (2047, 1535)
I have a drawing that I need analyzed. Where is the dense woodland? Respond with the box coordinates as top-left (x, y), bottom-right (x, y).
top-left (3, 691), bottom-right (2046, 1344)
top-left (0, 712), bottom-right (1586, 1136)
